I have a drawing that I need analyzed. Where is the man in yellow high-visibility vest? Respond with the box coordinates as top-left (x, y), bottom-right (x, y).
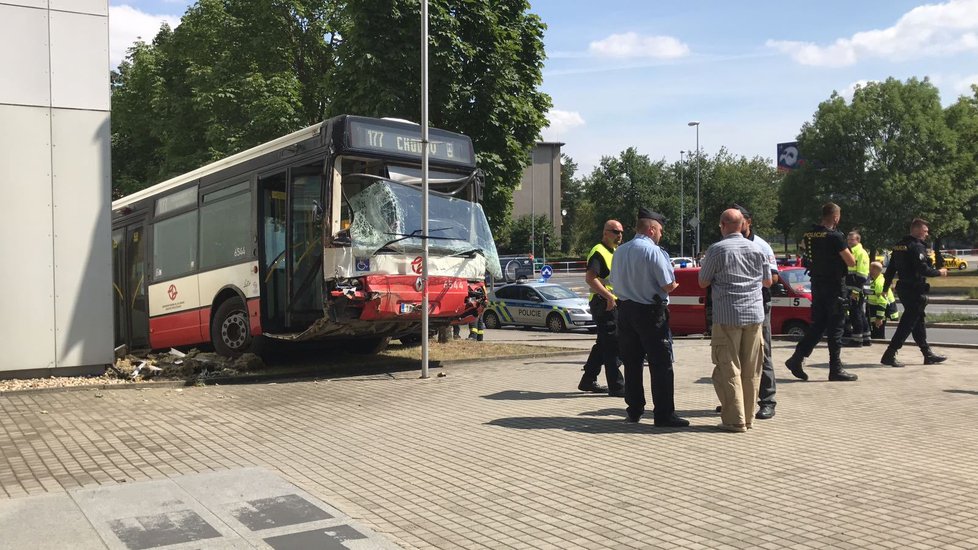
top-left (844, 231), bottom-right (871, 346)
top-left (578, 220), bottom-right (626, 397)
top-left (865, 261), bottom-right (899, 339)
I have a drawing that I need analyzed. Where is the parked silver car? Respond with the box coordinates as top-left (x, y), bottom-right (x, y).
top-left (483, 281), bottom-right (594, 332)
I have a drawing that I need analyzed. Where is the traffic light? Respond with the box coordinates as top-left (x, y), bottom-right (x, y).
top-left (542, 234), bottom-right (551, 248)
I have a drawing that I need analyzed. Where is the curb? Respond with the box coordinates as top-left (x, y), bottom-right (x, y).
top-left (928, 298), bottom-right (978, 305)
top-left (0, 348), bottom-right (589, 397)
top-left (0, 379), bottom-right (188, 398)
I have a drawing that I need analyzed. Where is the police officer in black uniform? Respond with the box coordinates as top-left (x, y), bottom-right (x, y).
top-left (784, 203), bottom-right (859, 382)
top-left (577, 219), bottom-right (626, 396)
top-left (879, 218), bottom-right (948, 368)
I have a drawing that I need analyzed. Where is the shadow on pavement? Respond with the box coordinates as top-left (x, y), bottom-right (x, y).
top-left (482, 390), bottom-right (598, 400)
top-left (580, 407), bottom-right (720, 421)
top-left (945, 389), bottom-right (978, 396)
top-left (485, 416), bottom-right (718, 434)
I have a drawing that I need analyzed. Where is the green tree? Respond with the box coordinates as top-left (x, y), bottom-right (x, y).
top-left (329, 0), bottom-right (550, 231)
top-left (783, 77), bottom-right (968, 255)
top-left (583, 148), bottom-right (671, 240)
top-left (503, 215), bottom-right (557, 256)
top-left (944, 84), bottom-right (978, 245)
top-left (111, 34), bottom-right (170, 197)
top-left (558, 155), bottom-right (589, 255)
top-left (689, 148), bottom-right (780, 247)
top-left (581, 148), bottom-right (779, 256)
top-left (111, 0), bottom-right (550, 237)
top-left (111, 0), bottom-right (336, 190)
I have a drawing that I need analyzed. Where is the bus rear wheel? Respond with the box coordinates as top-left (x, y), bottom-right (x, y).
top-left (212, 298), bottom-right (253, 358)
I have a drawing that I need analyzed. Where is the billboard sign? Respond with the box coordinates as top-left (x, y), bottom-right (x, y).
top-left (777, 141), bottom-right (802, 172)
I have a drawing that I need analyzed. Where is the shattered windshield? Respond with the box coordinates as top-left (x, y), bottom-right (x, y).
top-left (346, 177), bottom-right (502, 278)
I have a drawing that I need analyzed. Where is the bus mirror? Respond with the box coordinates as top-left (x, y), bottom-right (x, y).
top-left (313, 200), bottom-right (324, 222)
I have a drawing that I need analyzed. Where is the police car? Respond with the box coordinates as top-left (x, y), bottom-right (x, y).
top-left (483, 281), bottom-right (594, 332)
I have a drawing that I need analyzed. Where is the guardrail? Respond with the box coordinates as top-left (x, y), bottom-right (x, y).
top-left (532, 259), bottom-right (587, 273)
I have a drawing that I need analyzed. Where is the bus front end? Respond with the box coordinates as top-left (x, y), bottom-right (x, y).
top-left (321, 177), bottom-right (501, 339)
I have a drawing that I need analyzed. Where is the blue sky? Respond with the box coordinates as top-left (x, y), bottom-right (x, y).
top-left (110, 0), bottom-right (978, 174)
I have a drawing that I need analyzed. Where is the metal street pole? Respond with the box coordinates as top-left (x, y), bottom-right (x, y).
top-left (420, 0), bottom-right (430, 379)
top-left (688, 121), bottom-right (701, 256)
top-left (530, 154), bottom-right (535, 262)
top-left (679, 150), bottom-right (685, 258)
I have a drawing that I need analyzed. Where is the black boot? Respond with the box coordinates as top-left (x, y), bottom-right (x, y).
top-left (828, 366), bottom-right (858, 381)
top-left (922, 349), bottom-right (947, 365)
top-left (880, 348), bottom-right (905, 368)
top-left (785, 355), bottom-right (808, 381)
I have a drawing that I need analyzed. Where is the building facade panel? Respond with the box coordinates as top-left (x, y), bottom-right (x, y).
top-left (0, 1), bottom-right (111, 374)
top-left (0, 5), bottom-right (51, 108)
top-left (50, 0), bottom-right (109, 16)
top-left (512, 143), bottom-right (563, 237)
top-left (0, 104), bottom-right (58, 371)
top-left (50, 10), bottom-right (109, 111)
top-left (51, 108), bottom-right (113, 368)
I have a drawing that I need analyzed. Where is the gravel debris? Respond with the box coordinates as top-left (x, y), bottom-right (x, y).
top-left (0, 349), bottom-right (265, 394)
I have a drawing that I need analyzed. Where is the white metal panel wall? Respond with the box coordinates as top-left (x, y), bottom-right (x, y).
top-left (51, 109), bottom-right (112, 367)
top-left (50, 0), bottom-right (108, 16)
top-left (0, 1), bottom-right (111, 373)
top-left (0, 5), bottom-right (50, 108)
top-left (50, 10), bottom-right (110, 111)
top-left (0, 105), bottom-right (57, 370)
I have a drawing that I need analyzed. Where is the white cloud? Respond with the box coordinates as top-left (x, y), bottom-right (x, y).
top-left (839, 79), bottom-right (876, 102)
top-left (767, 0), bottom-right (978, 67)
top-left (542, 110), bottom-right (585, 140)
top-left (955, 73), bottom-right (978, 94)
top-left (588, 32), bottom-right (690, 59)
top-left (109, 5), bottom-right (181, 67)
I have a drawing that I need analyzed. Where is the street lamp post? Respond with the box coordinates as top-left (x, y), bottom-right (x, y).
top-left (679, 150), bottom-right (685, 258)
top-left (687, 121), bottom-right (701, 256)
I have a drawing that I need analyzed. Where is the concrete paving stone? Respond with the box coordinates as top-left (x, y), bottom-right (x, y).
top-left (4, 341), bottom-right (978, 548)
top-left (0, 492), bottom-right (106, 549)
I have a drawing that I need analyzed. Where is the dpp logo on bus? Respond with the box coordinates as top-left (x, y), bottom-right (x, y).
top-left (777, 142), bottom-right (804, 172)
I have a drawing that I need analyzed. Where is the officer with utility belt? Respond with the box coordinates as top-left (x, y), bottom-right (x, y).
top-left (879, 218), bottom-right (948, 368)
top-left (577, 220), bottom-right (626, 396)
top-left (865, 261), bottom-right (899, 339)
top-left (610, 207), bottom-right (688, 427)
top-left (844, 231), bottom-right (871, 346)
top-left (784, 203), bottom-right (858, 382)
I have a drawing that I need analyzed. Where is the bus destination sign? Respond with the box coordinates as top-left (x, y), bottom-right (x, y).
top-left (348, 120), bottom-right (474, 166)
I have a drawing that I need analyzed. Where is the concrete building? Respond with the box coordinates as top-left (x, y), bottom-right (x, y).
top-left (0, 1), bottom-right (112, 375)
top-left (511, 142), bottom-right (563, 236)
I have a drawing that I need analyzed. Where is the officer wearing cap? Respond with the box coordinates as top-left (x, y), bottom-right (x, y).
top-left (609, 207), bottom-right (689, 427)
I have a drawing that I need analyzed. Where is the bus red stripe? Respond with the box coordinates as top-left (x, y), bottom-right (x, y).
top-left (149, 297), bottom-right (261, 350)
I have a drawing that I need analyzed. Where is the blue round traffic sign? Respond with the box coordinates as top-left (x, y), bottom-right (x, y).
top-left (541, 265), bottom-right (553, 279)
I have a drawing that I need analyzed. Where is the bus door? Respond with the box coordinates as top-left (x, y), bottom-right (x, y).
top-left (112, 221), bottom-right (149, 350)
top-left (259, 161), bottom-right (325, 331)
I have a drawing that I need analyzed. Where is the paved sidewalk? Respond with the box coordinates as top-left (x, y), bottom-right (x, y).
top-left (2, 339), bottom-right (978, 549)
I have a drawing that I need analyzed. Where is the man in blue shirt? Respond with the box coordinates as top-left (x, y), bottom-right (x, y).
top-left (610, 207), bottom-right (689, 427)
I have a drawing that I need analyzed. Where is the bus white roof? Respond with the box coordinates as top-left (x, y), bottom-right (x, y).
top-left (112, 123), bottom-right (322, 210)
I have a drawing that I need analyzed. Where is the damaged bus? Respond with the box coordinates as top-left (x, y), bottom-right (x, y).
top-left (112, 115), bottom-right (501, 356)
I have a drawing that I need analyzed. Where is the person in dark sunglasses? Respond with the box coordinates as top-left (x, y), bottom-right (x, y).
top-left (578, 219), bottom-right (626, 396)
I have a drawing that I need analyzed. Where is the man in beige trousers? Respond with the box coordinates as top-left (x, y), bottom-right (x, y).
top-left (698, 209), bottom-right (772, 432)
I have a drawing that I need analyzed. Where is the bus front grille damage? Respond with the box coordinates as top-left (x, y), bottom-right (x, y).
top-left (265, 276), bottom-right (487, 341)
